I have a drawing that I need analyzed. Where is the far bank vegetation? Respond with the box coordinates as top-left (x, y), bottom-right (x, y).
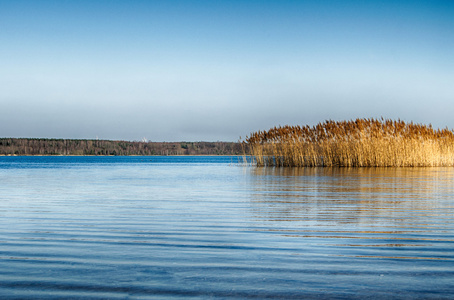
top-left (0, 139), bottom-right (243, 156)
top-left (246, 118), bottom-right (454, 167)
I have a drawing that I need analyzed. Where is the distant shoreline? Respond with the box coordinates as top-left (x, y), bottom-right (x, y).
top-left (0, 138), bottom-right (246, 156)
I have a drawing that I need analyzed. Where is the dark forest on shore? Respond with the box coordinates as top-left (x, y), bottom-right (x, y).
top-left (0, 138), bottom-right (245, 156)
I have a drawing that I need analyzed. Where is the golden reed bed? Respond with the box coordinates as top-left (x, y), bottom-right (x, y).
top-left (246, 118), bottom-right (454, 167)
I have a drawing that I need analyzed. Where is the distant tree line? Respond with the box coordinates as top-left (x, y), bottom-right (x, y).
top-left (0, 138), bottom-right (247, 156)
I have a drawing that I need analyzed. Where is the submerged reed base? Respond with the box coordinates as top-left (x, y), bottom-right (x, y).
top-left (246, 118), bottom-right (454, 167)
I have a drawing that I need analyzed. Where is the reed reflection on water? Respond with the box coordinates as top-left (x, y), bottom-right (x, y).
top-left (249, 167), bottom-right (454, 260)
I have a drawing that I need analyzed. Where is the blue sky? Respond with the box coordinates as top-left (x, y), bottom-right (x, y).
top-left (1, 0), bottom-right (453, 141)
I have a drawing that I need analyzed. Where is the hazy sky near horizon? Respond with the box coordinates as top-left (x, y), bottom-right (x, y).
top-left (1, 0), bottom-right (453, 141)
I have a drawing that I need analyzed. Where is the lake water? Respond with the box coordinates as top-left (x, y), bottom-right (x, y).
top-left (0, 156), bottom-right (453, 299)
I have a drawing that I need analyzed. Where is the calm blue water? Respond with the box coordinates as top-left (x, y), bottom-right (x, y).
top-left (0, 156), bottom-right (453, 299)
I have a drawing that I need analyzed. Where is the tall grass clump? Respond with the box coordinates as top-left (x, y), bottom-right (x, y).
top-left (246, 118), bottom-right (454, 167)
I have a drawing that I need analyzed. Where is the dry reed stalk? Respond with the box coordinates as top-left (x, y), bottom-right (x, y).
top-left (246, 118), bottom-right (454, 167)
